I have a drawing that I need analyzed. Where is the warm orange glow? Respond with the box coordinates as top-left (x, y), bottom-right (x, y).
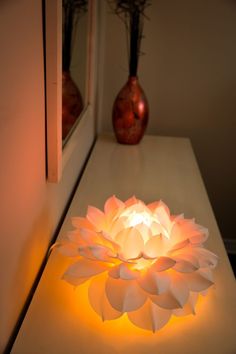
top-left (54, 196), bottom-right (218, 332)
top-left (69, 272), bottom-right (211, 337)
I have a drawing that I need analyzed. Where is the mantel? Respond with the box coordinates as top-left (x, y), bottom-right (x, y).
top-left (12, 134), bottom-right (236, 354)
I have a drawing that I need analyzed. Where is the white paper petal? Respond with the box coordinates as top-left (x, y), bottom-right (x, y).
top-left (128, 300), bottom-right (171, 332)
top-left (151, 257), bottom-right (176, 272)
top-left (169, 239), bottom-right (190, 253)
top-left (147, 201), bottom-right (160, 212)
top-left (115, 228), bottom-right (131, 248)
top-left (150, 291), bottom-right (181, 309)
top-left (99, 231), bottom-right (120, 252)
top-left (109, 264), bottom-right (140, 280)
top-left (67, 230), bottom-right (87, 245)
top-left (125, 196), bottom-right (139, 206)
top-left (170, 223), bottom-right (186, 244)
top-left (135, 223), bottom-right (152, 243)
top-left (56, 241), bottom-right (79, 257)
top-left (150, 221), bottom-right (162, 236)
top-left (109, 218), bottom-right (125, 239)
top-left (173, 253), bottom-right (199, 269)
top-left (189, 225), bottom-right (209, 244)
top-left (78, 246), bottom-right (98, 260)
top-left (153, 202), bottom-right (171, 232)
top-left (64, 259), bottom-right (109, 279)
top-left (144, 236), bottom-right (166, 258)
top-left (122, 228), bottom-right (144, 260)
top-left (173, 259), bottom-right (198, 273)
top-left (169, 272), bottom-right (189, 307)
top-left (184, 269), bottom-right (214, 291)
top-left (71, 216), bottom-right (95, 231)
top-left (173, 292), bottom-right (198, 316)
top-left (104, 195), bottom-right (124, 214)
top-left (193, 247), bottom-right (218, 268)
top-left (105, 277), bottom-right (147, 312)
top-left (88, 276), bottom-right (123, 321)
top-left (89, 245), bottom-right (116, 262)
top-left (138, 270), bottom-right (170, 295)
top-left (87, 206), bottom-right (106, 231)
top-left (79, 228), bottom-right (100, 245)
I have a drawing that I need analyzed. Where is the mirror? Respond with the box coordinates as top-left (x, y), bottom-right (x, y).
top-left (44, 0), bottom-right (95, 183)
top-left (62, 0), bottom-right (89, 144)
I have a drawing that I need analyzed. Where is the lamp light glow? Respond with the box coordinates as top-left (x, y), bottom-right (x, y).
top-left (55, 196), bottom-right (218, 332)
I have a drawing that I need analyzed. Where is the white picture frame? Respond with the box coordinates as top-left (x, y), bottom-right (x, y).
top-left (45, 0), bottom-right (96, 183)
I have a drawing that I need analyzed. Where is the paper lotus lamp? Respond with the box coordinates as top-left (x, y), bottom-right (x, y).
top-left (55, 196), bottom-right (218, 332)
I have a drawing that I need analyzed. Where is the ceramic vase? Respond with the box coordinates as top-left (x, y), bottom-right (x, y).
top-left (112, 76), bottom-right (149, 144)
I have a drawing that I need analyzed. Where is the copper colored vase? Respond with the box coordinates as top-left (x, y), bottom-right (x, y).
top-left (62, 71), bottom-right (84, 140)
top-left (112, 76), bottom-right (149, 144)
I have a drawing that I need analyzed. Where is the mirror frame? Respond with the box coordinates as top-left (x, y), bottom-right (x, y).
top-left (45, 0), bottom-right (96, 182)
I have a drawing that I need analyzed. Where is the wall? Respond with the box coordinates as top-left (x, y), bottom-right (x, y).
top-left (98, 0), bottom-right (236, 244)
top-left (0, 1), bottom-right (92, 351)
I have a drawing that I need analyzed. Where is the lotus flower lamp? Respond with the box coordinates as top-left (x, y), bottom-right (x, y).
top-left (55, 196), bottom-right (218, 332)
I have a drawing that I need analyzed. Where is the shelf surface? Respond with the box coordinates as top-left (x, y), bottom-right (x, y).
top-left (12, 135), bottom-right (236, 354)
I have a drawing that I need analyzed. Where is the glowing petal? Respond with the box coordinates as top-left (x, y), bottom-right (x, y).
top-left (116, 228), bottom-right (144, 260)
top-left (151, 257), bottom-right (176, 272)
top-left (89, 245), bottom-right (116, 262)
top-left (153, 201), bottom-right (171, 232)
top-left (184, 269), bottom-right (214, 291)
top-left (128, 300), bottom-right (171, 332)
top-left (56, 241), bottom-right (79, 257)
top-left (138, 270), bottom-right (170, 295)
top-left (150, 291), bottom-right (181, 310)
top-left (109, 218), bottom-right (125, 239)
top-left (144, 236), bottom-right (167, 258)
top-left (147, 201), bottom-right (160, 211)
top-left (71, 216), bottom-right (95, 231)
top-left (170, 223), bottom-right (186, 244)
top-left (88, 276), bottom-right (122, 321)
top-left (177, 219), bottom-right (209, 244)
top-left (189, 226), bottom-right (209, 244)
top-left (99, 231), bottom-right (120, 252)
top-left (193, 247), bottom-right (218, 268)
top-left (115, 228), bottom-right (131, 248)
top-left (105, 277), bottom-right (147, 312)
top-left (169, 239), bottom-right (190, 253)
top-left (173, 292), bottom-right (198, 316)
top-left (109, 264), bottom-right (140, 280)
top-left (87, 206), bottom-right (106, 231)
top-left (64, 259), bottom-right (109, 280)
top-left (123, 229), bottom-right (144, 259)
top-left (169, 272), bottom-right (189, 307)
top-left (150, 221), bottom-right (162, 236)
top-left (173, 259), bottom-right (198, 273)
top-left (104, 195), bottom-right (124, 214)
top-left (79, 228), bottom-right (101, 245)
top-left (135, 223), bottom-right (152, 243)
top-left (124, 196), bottom-right (138, 207)
top-left (173, 253), bottom-right (200, 269)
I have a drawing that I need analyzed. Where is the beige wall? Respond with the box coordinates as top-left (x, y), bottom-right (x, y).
top-left (0, 1), bottom-right (89, 351)
top-left (98, 0), bottom-right (236, 243)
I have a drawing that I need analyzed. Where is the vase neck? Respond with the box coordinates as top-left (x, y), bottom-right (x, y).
top-left (62, 71), bottom-right (71, 79)
top-left (128, 76), bottom-right (139, 83)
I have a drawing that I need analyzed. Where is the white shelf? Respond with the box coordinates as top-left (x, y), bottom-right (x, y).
top-left (12, 134), bottom-right (236, 354)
